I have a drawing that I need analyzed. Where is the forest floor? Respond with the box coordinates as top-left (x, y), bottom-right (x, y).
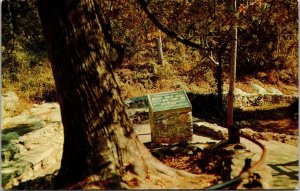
top-left (242, 118), bottom-right (298, 136)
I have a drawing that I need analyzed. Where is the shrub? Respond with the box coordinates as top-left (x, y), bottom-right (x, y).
top-left (2, 60), bottom-right (57, 104)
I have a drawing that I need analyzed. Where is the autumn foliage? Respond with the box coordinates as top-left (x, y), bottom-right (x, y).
top-left (2, 0), bottom-right (298, 102)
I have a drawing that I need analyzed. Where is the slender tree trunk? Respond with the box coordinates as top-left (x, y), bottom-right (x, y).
top-left (7, 1), bottom-right (16, 73)
top-left (157, 33), bottom-right (164, 64)
top-left (226, 0), bottom-right (238, 143)
top-left (215, 40), bottom-right (227, 112)
top-left (217, 49), bottom-right (223, 111)
top-left (37, 0), bottom-right (203, 189)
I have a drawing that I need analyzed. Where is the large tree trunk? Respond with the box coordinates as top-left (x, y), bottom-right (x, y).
top-left (36, 0), bottom-right (148, 188)
top-left (37, 0), bottom-right (207, 189)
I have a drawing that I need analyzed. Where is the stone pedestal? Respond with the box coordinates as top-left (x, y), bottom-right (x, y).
top-left (148, 90), bottom-right (192, 144)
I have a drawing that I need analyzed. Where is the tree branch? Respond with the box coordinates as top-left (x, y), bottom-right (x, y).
top-left (96, 4), bottom-right (125, 69)
top-left (137, 0), bottom-right (214, 51)
top-left (208, 51), bottom-right (219, 66)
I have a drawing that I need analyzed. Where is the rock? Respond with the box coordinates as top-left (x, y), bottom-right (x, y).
top-left (47, 112), bottom-right (61, 122)
top-left (2, 102), bottom-right (63, 189)
top-left (250, 83), bottom-right (268, 94)
top-left (269, 94), bottom-right (282, 104)
top-left (193, 122), bottom-right (228, 140)
top-left (2, 132), bottom-right (20, 143)
top-left (241, 128), bottom-right (298, 147)
top-left (125, 96), bottom-right (148, 108)
top-left (2, 91), bottom-right (19, 118)
top-left (29, 103), bottom-right (61, 122)
top-left (2, 145), bottom-right (20, 163)
top-left (234, 88), bottom-right (252, 96)
top-left (2, 114), bottom-right (45, 130)
top-left (268, 87), bottom-right (283, 95)
top-left (2, 173), bottom-right (15, 188)
top-left (2, 123), bottom-right (63, 189)
top-left (253, 95), bottom-right (264, 106)
top-left (2, 160), bottom-right (32, 188)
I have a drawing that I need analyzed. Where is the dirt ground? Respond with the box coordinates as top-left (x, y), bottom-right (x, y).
top-left (242, 119), bottom-right (298, 136)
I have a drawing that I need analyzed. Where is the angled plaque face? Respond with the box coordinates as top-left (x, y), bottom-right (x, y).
top-left (148, 90), bottom-right (191, 112)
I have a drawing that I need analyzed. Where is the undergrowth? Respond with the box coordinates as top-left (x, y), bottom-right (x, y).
top-left (2, 39), bottom-right (298, 105)
top-left (2, 59), bottom-right (56, 108)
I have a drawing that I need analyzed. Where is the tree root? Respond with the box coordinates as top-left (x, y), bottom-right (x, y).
top-left (118, 134), bottom-right (217, 189)
top-left (67, 132), bottom-right (217, 189)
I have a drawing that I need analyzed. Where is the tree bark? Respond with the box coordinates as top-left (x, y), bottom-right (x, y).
top-left (36, 0), bottom-right (146, 188)
top-left (37, 0), bottom-right (205, 189)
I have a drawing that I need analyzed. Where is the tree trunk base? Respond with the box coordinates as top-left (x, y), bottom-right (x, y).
top-left (69, 162), bottom-right (216, 189)
top-left (67, 135), bottom-right (216, 189)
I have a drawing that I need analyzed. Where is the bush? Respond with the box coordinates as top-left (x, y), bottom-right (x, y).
top-left (2, 60), bottom-right (57, 104)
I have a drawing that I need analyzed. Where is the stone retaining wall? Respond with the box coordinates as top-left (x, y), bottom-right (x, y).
top-left (125, 92), bottom-right (298, 112)
top-left (232, 93), bottom-right (297, 108)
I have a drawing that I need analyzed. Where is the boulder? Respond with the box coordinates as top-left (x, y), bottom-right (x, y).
top-left (268, 87), bottom-right (283, 95)
top-left (250, 83), bottom-right (268, 94)
top-left (2, 91), bottom-right (19, 118)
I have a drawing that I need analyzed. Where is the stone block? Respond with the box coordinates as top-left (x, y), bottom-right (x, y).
top-left (148, 90), bottom-right (193, 144)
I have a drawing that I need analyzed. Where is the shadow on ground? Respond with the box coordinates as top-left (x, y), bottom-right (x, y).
top-left (268, 160), bottom-right (299, 181)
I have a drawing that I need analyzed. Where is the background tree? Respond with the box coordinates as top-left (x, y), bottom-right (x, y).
top-left (137, 0), bottom-right (230, 111)
top-left (2, 0), bottom-right (56, 102)
top-left (157, 33), bottom-right (164, 65)
top-left (2, 0), bottom-right (46, 73)
top-left (236, 0), bottom-right (298, 84)
top-left (137, 0), bottom-right (298, 140)
top-left (37, 0), bottom-right (211, 189)
top-left (137, 0), bottom-right (298, 105)
top-left (227, 0), bottom-right (238, 143)
top-left (3, 0), bottom-right (297, 105)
